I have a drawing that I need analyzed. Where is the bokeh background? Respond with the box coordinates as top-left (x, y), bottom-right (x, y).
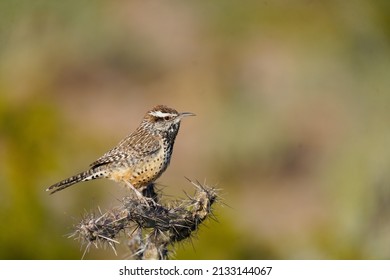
top-left (1, 0), bottom-right (390, 259)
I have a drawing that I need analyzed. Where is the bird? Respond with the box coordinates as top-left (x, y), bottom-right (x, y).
top-left (46, 105), bottom-right (195, 200)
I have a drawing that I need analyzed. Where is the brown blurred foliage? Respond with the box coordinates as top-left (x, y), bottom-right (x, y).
top-left (1, 0), bottom-right (390, 259)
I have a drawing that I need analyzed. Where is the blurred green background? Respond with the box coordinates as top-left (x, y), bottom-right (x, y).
top-left (1, 0), bottom-right (390, 259)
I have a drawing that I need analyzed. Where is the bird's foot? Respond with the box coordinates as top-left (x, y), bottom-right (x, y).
top-left (125, 182), bottom-right (156, 207)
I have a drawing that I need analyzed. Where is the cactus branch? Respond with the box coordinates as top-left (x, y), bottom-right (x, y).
top-left (70, 179), bottom-right (219, 259)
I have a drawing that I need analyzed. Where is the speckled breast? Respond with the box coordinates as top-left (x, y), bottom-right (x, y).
top-left (109, 144), bottom-right (172, 188)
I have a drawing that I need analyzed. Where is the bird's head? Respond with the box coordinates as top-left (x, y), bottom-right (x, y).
top-left (143, 105), bottom-right (195, 136)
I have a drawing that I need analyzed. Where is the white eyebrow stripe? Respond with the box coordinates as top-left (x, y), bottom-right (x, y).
top-left (149, 111), bottom-right (175, 118)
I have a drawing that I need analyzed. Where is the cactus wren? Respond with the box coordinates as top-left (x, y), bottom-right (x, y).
top-left (46, 105), bottom-right (195, 198)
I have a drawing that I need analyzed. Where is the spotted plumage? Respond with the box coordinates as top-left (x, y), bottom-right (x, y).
top-left (46, 105), bottom-right (195, 195)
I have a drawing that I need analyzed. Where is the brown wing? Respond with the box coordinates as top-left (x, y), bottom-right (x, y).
top-left (90, 129), bottom-right (161, 168)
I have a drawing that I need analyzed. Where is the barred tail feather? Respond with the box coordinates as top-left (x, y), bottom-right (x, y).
top-left (46, 169), bottom-right (101, 194)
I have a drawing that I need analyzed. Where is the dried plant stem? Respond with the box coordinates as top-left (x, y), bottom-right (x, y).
top-left (70, 179), bottom-right (219, 259)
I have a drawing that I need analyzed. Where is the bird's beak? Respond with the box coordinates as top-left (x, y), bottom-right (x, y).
top-left (179, 112), bottom-right (196, 119)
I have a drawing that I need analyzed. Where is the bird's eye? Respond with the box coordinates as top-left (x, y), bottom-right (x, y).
top-left (164, 116), bottom-right (170, 121)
